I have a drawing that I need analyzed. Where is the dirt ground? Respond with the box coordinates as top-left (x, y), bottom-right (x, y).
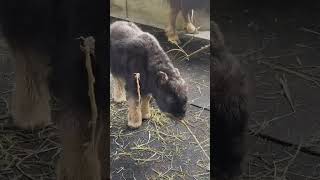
top-left (215, 1), bottom-right (320, 179)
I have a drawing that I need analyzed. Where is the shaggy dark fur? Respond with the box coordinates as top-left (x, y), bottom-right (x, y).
top-left (211, 21), bottom-right (249, 180)
top-left (0, 0), bottom-right (108, 179)
top-left (166, 0), bottom-right (210, 43)
top-left (110, 21), bottom-right (188, 126)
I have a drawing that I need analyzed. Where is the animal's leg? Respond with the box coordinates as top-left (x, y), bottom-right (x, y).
top-left (52, 36), bottom-right (107, 179)
top-left (112, 76), bottom-right (126, 102)
top-left (181, 8), bottom-right (196, 34)
top-left (127, 96), bottom-right (142, 128)
top-left (141, 95), bottom-right (152, 120)
top-left (10, 47), bottom-right (51, 130)
top-left (55, 108), bottom-right (106, 180)
top-left (165, 5), bottom-right (180, 44)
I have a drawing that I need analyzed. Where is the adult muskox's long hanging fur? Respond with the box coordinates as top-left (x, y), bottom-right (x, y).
top-left (110, 21), bottom-right (188, 129)
top-left (211, 21), bottom-right (249, 180)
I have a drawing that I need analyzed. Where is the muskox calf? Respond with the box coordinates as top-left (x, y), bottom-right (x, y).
top-left (211, 21), bottom-right (249, 180)
top-left (110, 21), bottom-right (188, 128)
top-left (0, 0), bottom-right (108, 179)
top-left (166, 0), bottom-right (210, 43)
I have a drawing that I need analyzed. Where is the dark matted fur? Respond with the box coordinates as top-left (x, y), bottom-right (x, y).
top-left (211, 21), bottom-right (249, 180)
top-left (0, 0), bottom-right (108, 179)
top-left (110, 21), bottom-right (188, 119)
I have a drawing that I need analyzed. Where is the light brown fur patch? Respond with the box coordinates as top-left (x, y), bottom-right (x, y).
top-left (112, 76), bottom-right (126, 102)
top-left (11, 48), bottom-right (51, 130)
top-left (127, 97), bottom-right (142, 128)
top-left (141, 95), bottom-right (152, 120)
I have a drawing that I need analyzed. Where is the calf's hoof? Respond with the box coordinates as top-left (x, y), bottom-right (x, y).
top-left (127, 110), bottom-right (142, 129)
top-left (142, 112), bottom-right (151, 120)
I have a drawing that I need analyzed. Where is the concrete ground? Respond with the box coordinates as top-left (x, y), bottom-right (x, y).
top-left (110, 18), bottom-right (211, 179)
top-left (215, 1), bottom-right (320, 179)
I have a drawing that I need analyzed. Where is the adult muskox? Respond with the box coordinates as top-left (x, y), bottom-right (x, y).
top-left (211, 21), bottom-right (249, 180)
top-left (166, 0), bottom-right (210, 43)
top-left (110, 21), bottom-right (188, 129)
top-left (0, 0), bottom-right (108, 179)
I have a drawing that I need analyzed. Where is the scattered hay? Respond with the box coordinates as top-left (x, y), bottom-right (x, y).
top-left (242, 139), bottom-right (320, 180)
top-left (110, 99), bottom-right (210, 179)
top-left (0, 124), bottom-right (60, 180)
top-left (149, 107), bottom-right (171, 127)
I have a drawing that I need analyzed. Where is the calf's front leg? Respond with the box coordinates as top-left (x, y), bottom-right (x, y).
top-left (127, 96), bottom-right (142, 129)
top-left (141, 95), bottom-right (152, 120)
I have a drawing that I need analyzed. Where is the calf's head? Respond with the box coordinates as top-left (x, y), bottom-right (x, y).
top-left (153, 69), bottom-right (188, 120)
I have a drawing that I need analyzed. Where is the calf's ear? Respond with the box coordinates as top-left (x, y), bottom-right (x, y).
top-left (157, 71), bottom-right (168, 84)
